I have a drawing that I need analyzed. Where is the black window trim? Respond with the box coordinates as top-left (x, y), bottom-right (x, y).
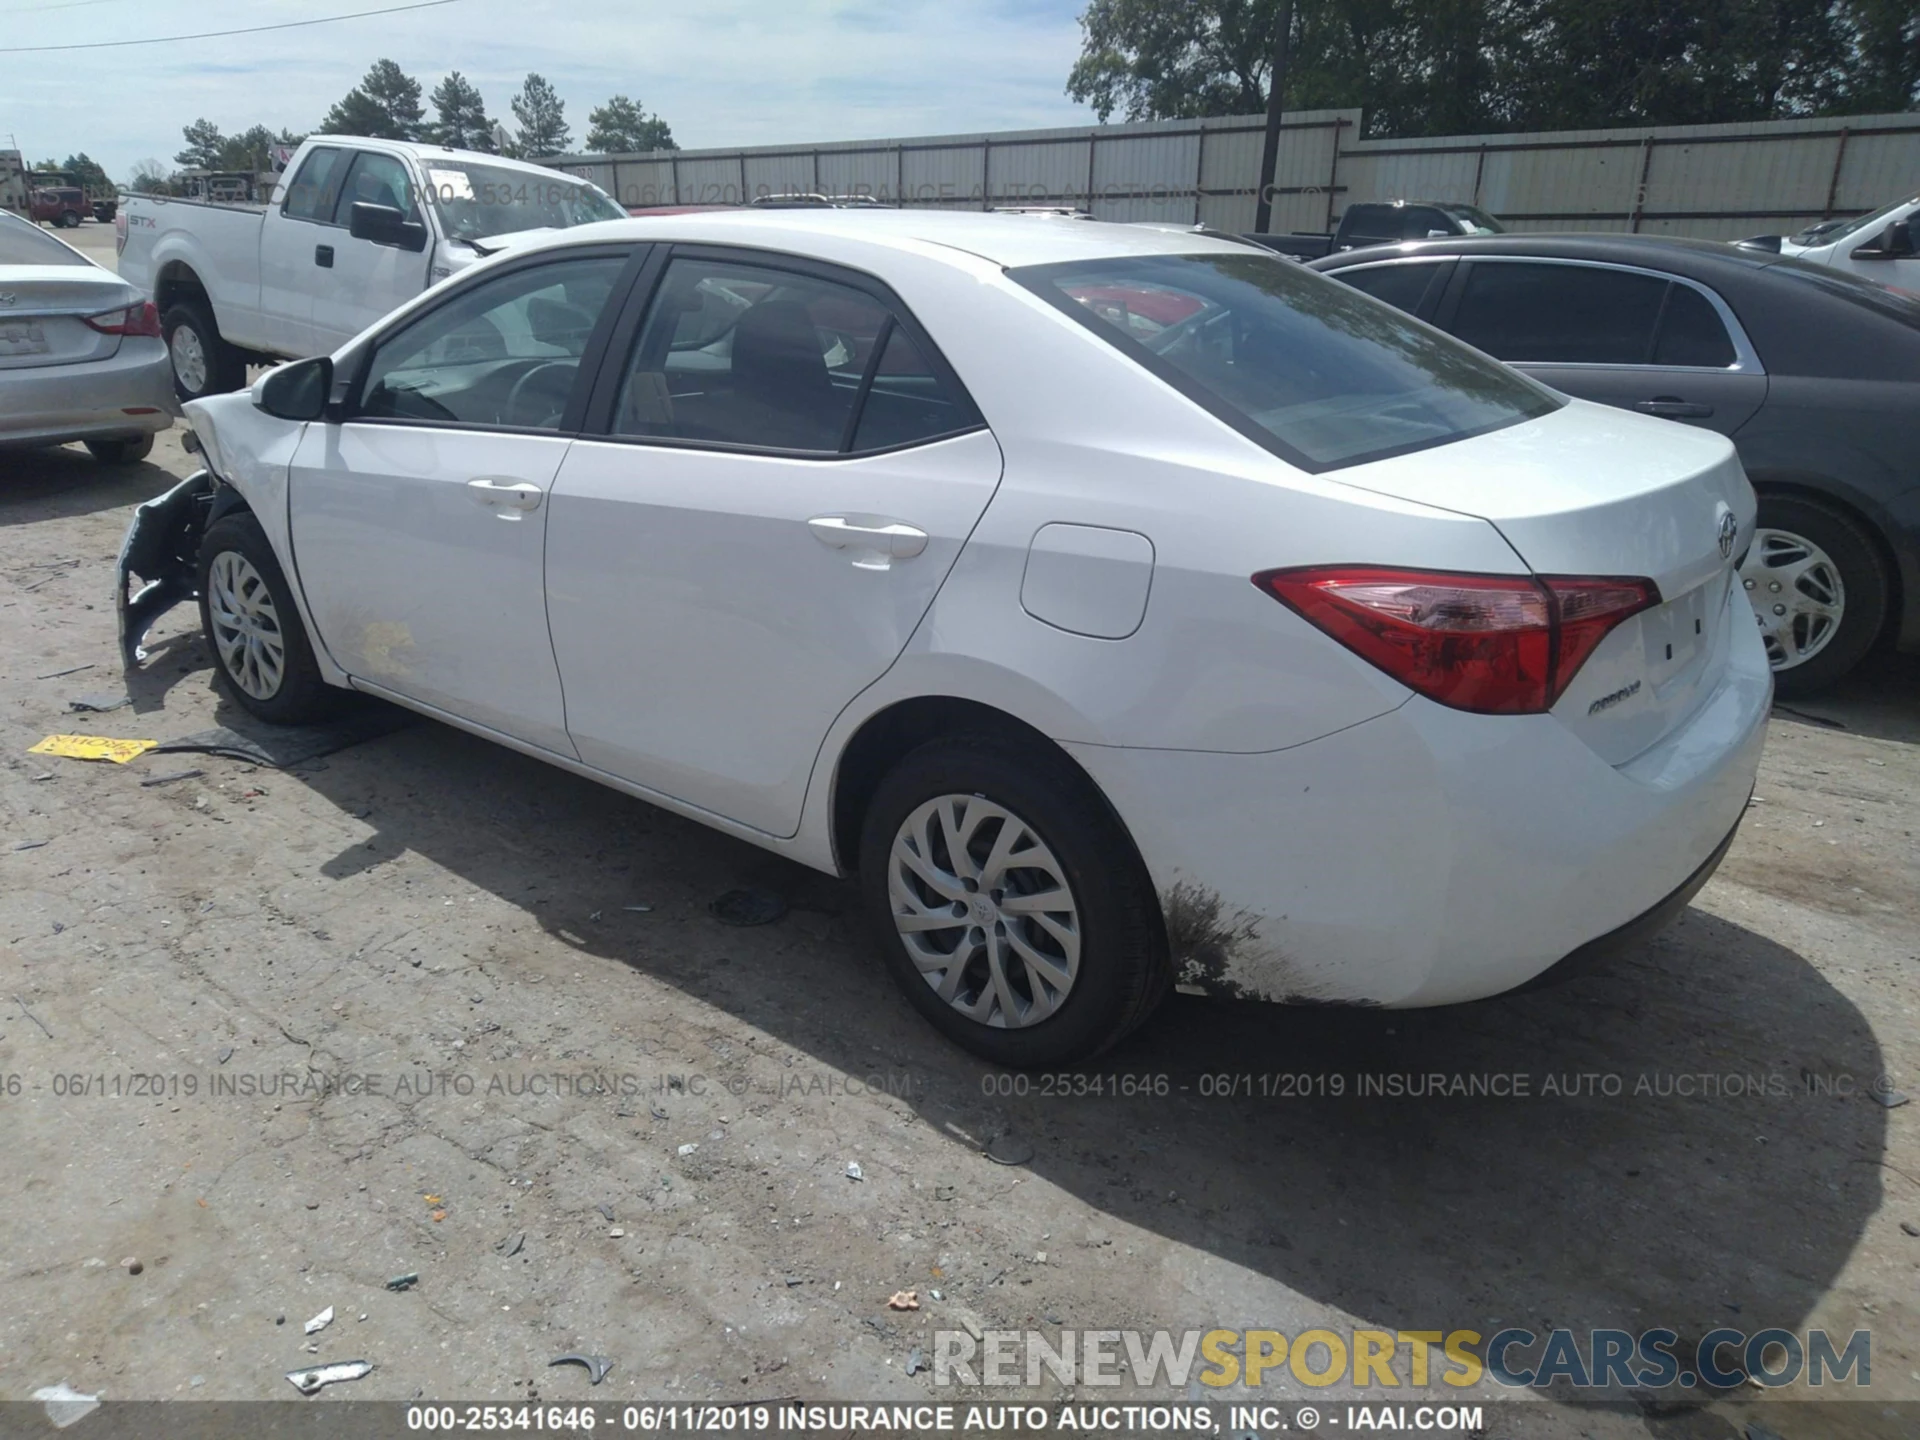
top-left (574, 241), bottom-right (988, 463)
top-left (279, 144), bottom-right (357, 229)
top-left (1430, 255), bottom-right (1764, 374)
top-left (1013, 252), bottom-right (1562, 477)
top-left (338, 242), bottom-right (654, 439)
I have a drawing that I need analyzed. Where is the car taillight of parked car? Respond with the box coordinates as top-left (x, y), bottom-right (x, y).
top-left (1253, 566), bottom-right (1658, 714)
top-left (84, 301), bottom-right (162, 339)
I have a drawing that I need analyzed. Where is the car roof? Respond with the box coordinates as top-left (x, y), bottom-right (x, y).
top-left (1308, 231), bottom-right (1779, 282)
top-left (538, 208), bottom-right (1260, 270)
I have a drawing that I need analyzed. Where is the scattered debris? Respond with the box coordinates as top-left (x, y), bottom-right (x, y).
top-left (928, 1288), bottom-right (944, 1301)
top-left (596, 1203), bottom-right (616, 1222)
top-left (649, 1103), bottom-right (668, 1121)
top-left (496, 1232), bottom-right (526, 1257)
top-left (548, 1353), bottom-right (613, 1386)
top-left (122, 1256), bottom-right (142, 1275)
top-left (287, 1360), bottom-right (373, 1396)
top-left (1034, 1251), bottom-right (1047, 1264)
top-left (385, 1273), bottom-right (419, 1292)
top-left (69, 693), bottom-right (130, 713)
top-left (933, 1184), bottom-right (957, 1202)
top-left (14, 996), bottom-right (54, 1040)
top-left (1872, 1088), bottom-right (1910, 1109)
top-left (35, 663), bottom-right (95, 680)
top-left (608, 1227), bottom-right (625, 1238)
top-left (12, 839), bottom-right (48, 852)
top-left (785, 1276), bottom-right (804, 1287)
top-left (154, 709), bottom-right (413, 768)
top-left (905, 1347), bottom-right (925, 1376)
top-left (216, 1046), bottom-right (234, 1065)
top-left (957, 1312), bottom-right (984, 1341)
top-left (28, 734), bottom-right (157, 764)
top-left (845, 1161), bottom-right (864, 1182)
top-left (303, 1306), bottom-right (334, 1336)
top-left (887, 1290), bottom-right (920, 1311)
top-left (622, 904), bottom-right (653, 913)
top-left (32, 1383), bottom-right (99, 1429)
top-left (708, 887), bottom-right (787, 927)
top-left (985, 1135), bottom-right (1034, 1166)
top-left (1901, 1221), bottom-right (1919, 1238)
top-left (138, 766), bottom-right (200, 785)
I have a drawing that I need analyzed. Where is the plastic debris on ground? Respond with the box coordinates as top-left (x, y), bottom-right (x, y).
top-left (887, 1290), bottom-right (920, 1311)
top-left (140, 769), bottom-right (203, 787)
top-left (28, 735), bottom-right (156, 764)
top-left (32, 1383), bottom-right (100, 1429)
top-left (548, 1353), bottom-right (613, 1385)
top-left (496, 1232), bottom-right (525, 1257)
top-left (303, 1306), bottom-right (334, 1336)
top-left (844, 1161), bottom-right (863, 1181)
top-left (286, 1360), bottom-right (373, 1395)
top-left (385, 1272), bottom-right (419, 1291)
top-left (68, 693), bottom-right (130, 713)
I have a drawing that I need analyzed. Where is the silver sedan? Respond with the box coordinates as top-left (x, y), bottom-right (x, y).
top-left (1, 210), bottom-right (172, 462)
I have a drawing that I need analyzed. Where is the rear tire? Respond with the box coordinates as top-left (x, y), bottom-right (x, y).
top-left (197, 513), bottom-right (340, 725)
top-left (1744, 494), bottom-right (1887, 697)
top-left (58, 210), bottom-right (81, 229)
top-left (85, 434), bottom-right (155, 464)
top-left (162, 299), bottom-right (246, 402)
top-left (858, 735), bottom-right (1170, 1068)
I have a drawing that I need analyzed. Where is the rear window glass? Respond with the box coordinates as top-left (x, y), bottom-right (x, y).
top-left (1652, 285), bottom-right (1736, 367)
top-left (1335, 261), bottom-right (1443, 314)
top-left (1013, 251), bottom-right (1559, 471)
top-left (0, 215), bottom-right (89, 266)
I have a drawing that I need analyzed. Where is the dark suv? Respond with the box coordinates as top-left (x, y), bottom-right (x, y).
top-left (1313, 234), bottom-right (1920, 694)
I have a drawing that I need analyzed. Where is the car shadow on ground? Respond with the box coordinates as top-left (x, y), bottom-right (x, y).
top-left (269, 712), bottom-right (1887, 1408)
top-left (0, 448), bottom-right (177, 525)
top-left (1772, 648), bottom-right (1920, 747)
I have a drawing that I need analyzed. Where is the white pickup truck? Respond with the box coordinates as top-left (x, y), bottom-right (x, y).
top-left (1745, 192), bottom-right (1919, 293)
top-left (118, 136), bottom-right (626, 399)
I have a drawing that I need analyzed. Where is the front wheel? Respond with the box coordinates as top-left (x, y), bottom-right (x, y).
top-left (858, 735), bottom-right (1170, 1067)
top-left (1742, 494), bottom-right (1887, 697)
top-left (196, 513), bottom-right (340, 724)
top-left (161, 299), bottom-right (246, 402)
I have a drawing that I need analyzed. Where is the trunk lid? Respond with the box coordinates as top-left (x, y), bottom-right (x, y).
top-left (0, 265), bottom-right (137, 370)
top-left (1333, 398), bottom-right (1756, 764)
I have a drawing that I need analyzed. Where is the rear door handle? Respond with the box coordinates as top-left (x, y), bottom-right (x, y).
top-left (467, 477), bottom-right (543, 518)
top-left (807, 515), bottom-right (928, 571)
top-left (1633, 396), bottom-right (1713, 418)
top-left (315, 244), bottom-right (334, 268)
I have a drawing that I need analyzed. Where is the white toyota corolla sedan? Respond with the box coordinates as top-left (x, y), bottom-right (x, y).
top-left (118, 210), bottom-right (1770, 1066)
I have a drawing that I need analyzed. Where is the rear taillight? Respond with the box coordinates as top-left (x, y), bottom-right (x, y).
top-left (85, 301), bottom-right (162, 338)
top-left (1254, 566), bottom-right (1658, 715)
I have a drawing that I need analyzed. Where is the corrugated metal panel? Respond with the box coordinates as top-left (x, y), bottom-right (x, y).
top-left (743, 152), bottom-right (815, 199)
top-left (674, 156), bottom-right (747, 205)
top-left (902, 145), bottom-right (985, 206)
top-left (817, 149), bottom-right (898, 200)
top-left (610, 159), bottom-right (675, 208)
top-left (1836, 132), bottom-right (1920, 212)
top-left (987, 140), bottom-right (1089, 208)
top-left (559, 161), bottom-right (616, 192)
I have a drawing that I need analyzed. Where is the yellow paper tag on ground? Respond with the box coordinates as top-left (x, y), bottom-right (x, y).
top-left (29, 735), bottom-right (158, 764)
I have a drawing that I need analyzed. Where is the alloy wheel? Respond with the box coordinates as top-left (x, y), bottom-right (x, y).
top-left (887, 794), bottom-right (1081, 1029)
top-left (169, 323), bottom-right (208, 395)
top-left (207, 550), bottom-right (286, 699)
top-left (1741, 527), bottom-right (1844, 670)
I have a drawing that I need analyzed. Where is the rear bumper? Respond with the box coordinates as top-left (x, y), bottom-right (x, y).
top-left (0, 338), bottom-right (174, 450)
top-left (1067, 591), bottom-right (1772, 1008)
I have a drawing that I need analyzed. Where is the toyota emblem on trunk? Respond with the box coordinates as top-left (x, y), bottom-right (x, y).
top-left (1717, 510), bottom-right (1738, 559)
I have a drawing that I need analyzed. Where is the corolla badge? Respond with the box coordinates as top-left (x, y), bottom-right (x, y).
top-left (1717, 509), bottom-right (1738, 559)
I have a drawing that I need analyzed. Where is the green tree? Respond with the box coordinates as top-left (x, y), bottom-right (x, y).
top-left (509, 73), bottom-right (571, 156)
top-left (428, 71), bottom-right (496, 150)
top-left (585, 94), bottom-right (676, 153)
top-left (1830, 0), bottom-right (1920, 112)
top-left (58, 153), bottom-right (114, 192)
top-left (129, 158), bottom-right (173, 194)
top-left (216, 125), bottom-right (280, 172)
top-left (175, 118), bottom-right (225, 170)
top-left (322, 58), bottom-right (426, 140)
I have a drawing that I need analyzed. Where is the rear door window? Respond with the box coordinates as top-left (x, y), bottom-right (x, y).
top-left (283, 147), bottom-right (348, 223)
top-left (1651, 284), bottom-right (1737, 367)
top-left (1333, 261), bottom-right (1447, 317)
top-left (1449, 262), bottom-right (1667, 364)
top-left (1014, 251), bottom-right (1559, 472)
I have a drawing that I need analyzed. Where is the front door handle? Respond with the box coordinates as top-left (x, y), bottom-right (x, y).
top-left (315, 244), bottom-right (334, 268)
top-left (467, 477), bottom-right (543, 518)
top-left (1633, 396), bottom-right (1713, 419)
top-left (808, 515), bottom-right (929, 571)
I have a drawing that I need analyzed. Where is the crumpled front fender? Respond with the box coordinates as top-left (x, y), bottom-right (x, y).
top-left (117, 469), bottom-right (215, 669)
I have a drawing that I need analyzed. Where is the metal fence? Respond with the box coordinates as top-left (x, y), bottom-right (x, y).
top-left (553, 107), bottom-right (1920, 240)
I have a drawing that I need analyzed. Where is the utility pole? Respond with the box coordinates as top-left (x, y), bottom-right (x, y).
top-left (1251, 0), bottom-right (1294, 234)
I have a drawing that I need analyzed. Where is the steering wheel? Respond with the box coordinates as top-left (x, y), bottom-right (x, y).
top-left (503, 360), bottom-right (577, 428)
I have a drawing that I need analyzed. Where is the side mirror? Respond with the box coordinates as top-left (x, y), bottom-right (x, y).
top-left (1852, 216), bottom-right (1916, 261)
top-left (348, 200), bottom-right (428, 252)
top-left (254, 356), bottom-right (332, 421)
top-left (1426, 229), bottom-right (1451, 239)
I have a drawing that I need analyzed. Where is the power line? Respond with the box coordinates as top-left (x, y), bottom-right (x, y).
top-left (11, 0), bottom-right (468, 50)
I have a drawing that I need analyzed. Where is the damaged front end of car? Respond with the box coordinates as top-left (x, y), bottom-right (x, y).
top-left (116, 468), bottom-right (216, 669)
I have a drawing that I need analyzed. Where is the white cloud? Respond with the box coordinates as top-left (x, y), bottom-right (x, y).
top-left (2, 0), bottom-right (1095, 177)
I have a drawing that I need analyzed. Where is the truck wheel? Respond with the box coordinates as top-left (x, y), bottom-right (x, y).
top-left (85, 435), bottom-right (156, 464)
top-left (197, 513), bottom-right (340, 724)
top-left (59, 210), bottom-right (81, 228)
top-left (162, 300), bottom-right (245, 402)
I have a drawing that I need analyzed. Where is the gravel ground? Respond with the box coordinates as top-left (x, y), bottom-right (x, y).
top-left (2, 262), bottom-right (1917, 1436)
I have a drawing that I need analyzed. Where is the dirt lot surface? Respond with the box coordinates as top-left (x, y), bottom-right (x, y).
top-left (2, 255), bottom-right (1917, 1437)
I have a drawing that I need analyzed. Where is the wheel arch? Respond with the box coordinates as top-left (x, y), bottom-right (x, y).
top-left (154, 260), bottom-right (212, 317)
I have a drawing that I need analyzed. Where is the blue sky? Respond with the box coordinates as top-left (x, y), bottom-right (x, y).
top-left (3, 0), bottom-right (1095, 178)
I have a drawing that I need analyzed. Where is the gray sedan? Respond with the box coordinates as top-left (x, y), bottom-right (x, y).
top-left (1, 210), bottom-right (173, 463)
top-left (1311, 233), bottom-right (1920, 696)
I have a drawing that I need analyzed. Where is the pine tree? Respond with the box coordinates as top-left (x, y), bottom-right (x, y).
top-left (322, 59), bottom-right (426, 140)
top-left (175, 118), bottom-right (225, 170)
top-left (585, 94), bottom-right (676, 154)
top-left (509, 73), bottom-right (571, 157)
top-left (428, 71), bottom-right (496, 151)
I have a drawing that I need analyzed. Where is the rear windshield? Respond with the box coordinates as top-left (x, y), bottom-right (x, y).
top-left (0, 215), bottom-right (89, 266)
top-left (1013, 251), bottom-right (1559, 471)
